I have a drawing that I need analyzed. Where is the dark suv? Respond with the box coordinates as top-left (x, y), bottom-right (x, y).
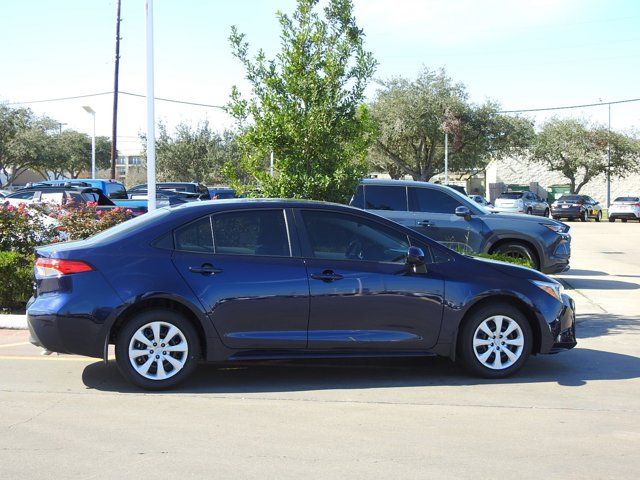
top-left (350, 179), bottom-right (571, 273)
top-left (130, 182), bottom-right (211, 200)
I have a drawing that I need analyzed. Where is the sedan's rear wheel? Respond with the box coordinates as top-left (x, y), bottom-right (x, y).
top-left (580, 210), bottom-right (588, 222)
top-left (115, 309), bottom-right (200, 390)
top-left (544, 208), bottom-right (550, 217)
top-left (595, 211), bottom-right (602, 222)
top-left (459, 303), bottom-right (532, 378)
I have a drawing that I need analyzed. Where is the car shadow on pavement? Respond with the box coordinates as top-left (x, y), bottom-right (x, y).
top-left (561, 278), bottom-right (639, 290)
top-left (82, 347), bottom-right (640, 394)
top-left (562, 269), bottom-right (608, 276)
top-left (577, 312), bottom-right (640, 339)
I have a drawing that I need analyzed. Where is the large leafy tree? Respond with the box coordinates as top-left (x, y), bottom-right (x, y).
top-left (145, 121), bottom-right (239, 185)
top-left (227, 0), bottom-right (377, 202)
top-left (369, 68), bottom-right (534, 181)
top-left (0, 105), bottom-right (37, 186)
top-left (531, 118), bottom-right (640, 193)
top-left (51, 130), bottom-right (111, 179)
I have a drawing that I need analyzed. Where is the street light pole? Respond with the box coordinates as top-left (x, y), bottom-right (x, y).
top-left (145, 0), bottom-right (157, 211)
top-left (444, 132), bottom-right (449, 185)
top-left (82, 106), bottom-right (96, 178)
top-left (607, 103), bottom-right (611, 208)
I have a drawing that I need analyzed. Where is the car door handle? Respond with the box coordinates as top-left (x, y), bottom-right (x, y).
top-left (310, 270), bottom-right (344, 282)
top-left (417, 220), bottom-right (433, 227)
top-left (189, 264), bottom-right (223, 275)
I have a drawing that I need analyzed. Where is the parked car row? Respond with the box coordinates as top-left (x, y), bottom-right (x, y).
top-left (3, 180), bottom-right (238, 212)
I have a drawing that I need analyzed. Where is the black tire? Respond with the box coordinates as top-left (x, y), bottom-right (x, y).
top-left (595, 211), bottom-right (602, 222)
top-left (115, 309), bottom-right (201, 390)
top-left (580, 209), bottom-right (588, 222)
top-left (544, 209), bottom-right (550, 217)
top-left (622, 218), bottom-right (628, 223)
top-left (458, 302), bottom-right (533, 378)
top-left (493, 242), bottom-right (539, 270)
top-left (526, 208), bottom-right (533, 215)
top-left (609, 217), bottom-right (615, 222)
top-left (552, 216), bottom-right (560, 220)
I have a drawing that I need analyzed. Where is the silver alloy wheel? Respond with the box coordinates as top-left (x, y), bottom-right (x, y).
top-left (128, 321), bottom-right (189, 380)
top-left (472, 315), bottom-right (524, 370)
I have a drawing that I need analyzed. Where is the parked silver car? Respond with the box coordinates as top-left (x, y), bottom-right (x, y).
top-left (494, 191), bottom-right (550, 217)
top-left (608, 196), bottom-right (640, 222)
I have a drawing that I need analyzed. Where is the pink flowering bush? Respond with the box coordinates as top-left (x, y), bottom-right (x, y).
top-left (53, 202), bottom-right (135, 240)
top-left (0, 203), bottom-right (56, 255)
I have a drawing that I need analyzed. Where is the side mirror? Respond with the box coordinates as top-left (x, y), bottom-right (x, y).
top-left (406, 246), bottom-right (427, 274)
top-left (455, 206), bottom-right (472, 220)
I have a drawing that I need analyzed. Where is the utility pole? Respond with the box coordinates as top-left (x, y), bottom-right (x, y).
top-left (110, 0), bottom-right (122, 180)
top-left (146, 0), bottom-right (157, 211)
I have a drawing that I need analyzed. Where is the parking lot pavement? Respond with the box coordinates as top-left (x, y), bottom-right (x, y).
top-left (1, 222), bottom-right (639, 479)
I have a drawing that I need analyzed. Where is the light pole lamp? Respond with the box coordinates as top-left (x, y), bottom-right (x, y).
top-left (82, 106), bottom-right (96, 178)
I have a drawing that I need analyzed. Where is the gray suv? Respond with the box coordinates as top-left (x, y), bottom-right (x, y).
top-left (494, 191), bottom-right (550, 216)
top-left (350, 179), bottom-right (571, 273)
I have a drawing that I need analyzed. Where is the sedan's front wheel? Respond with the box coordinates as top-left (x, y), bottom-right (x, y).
top-left (458, 303), bottom-right (532, 378)
top-left (115, 309), bottom-right (201, 390)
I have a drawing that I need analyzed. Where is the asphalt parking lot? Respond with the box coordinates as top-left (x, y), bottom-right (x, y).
top-left (1, 221), bottom-right (639, 479)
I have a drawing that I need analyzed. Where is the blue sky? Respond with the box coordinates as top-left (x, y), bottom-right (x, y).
top-left (1, 0), bottom-right (638, 154)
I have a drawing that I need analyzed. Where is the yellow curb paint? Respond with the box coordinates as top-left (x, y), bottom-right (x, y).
top-left (0, 355), bottom-right (96, 362)
top-left (0, 342), bottom-right (30, 348)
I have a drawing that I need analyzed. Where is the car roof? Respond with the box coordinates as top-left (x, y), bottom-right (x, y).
top-left (168, 198), bottom-right (355, 213)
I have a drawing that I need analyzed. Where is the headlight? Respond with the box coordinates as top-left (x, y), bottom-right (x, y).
top-left (531, 279), bottom-right (564, 301)
top-left (541, 223), bottom-right (566, 233)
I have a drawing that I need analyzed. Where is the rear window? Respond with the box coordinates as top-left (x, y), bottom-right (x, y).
top-left (364, 185), bottom-right (407, 211)
top-left (557, 195), bottom-right (582, 202)
top-left (614, 197), bottom-right (639, 202)
top-left (85, 207), bottom-right (172, 244)
top-left (106, 182), bottom-right (127, 199)
top-left (498, 192), bottom-right (523, 199)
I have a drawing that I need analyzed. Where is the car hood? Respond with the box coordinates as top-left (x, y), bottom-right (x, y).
top-left (482, 212), bottom-right (569, 231)
top-left (467, 255), bottom-right (556, 283)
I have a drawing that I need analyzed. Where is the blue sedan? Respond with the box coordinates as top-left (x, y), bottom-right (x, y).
top-left (27, 199), bottom-right (576, 389)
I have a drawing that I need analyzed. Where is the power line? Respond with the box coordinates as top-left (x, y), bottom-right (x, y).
top-left (6, 92), bottom-right (112, 105)
top-left (499, 97), bottom-right (640, 114)
top-left (119, 91), bottom-right (225, 109)
top-left (6, 89), bottom-right (639, 114)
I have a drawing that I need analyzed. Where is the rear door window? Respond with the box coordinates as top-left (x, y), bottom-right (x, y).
top-left (364, 185), bottom-right (407, 211)
top-left (212, 210), bottom-right (290, 257)
top-left (174, 217), bottom-right (214, 253)
top-left (408, 187), bottom-right (463, 214)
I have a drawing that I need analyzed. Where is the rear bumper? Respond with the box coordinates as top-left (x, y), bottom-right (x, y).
top-left (551, 207), bottom-right (581, 218)
top-left (609, 211), bottom-right (640, 219)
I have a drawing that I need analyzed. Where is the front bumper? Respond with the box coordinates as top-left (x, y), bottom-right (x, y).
top-left (542, 294), bottom-right (577, 353)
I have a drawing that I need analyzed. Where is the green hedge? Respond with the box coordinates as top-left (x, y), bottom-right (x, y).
top-left (0, 251), bottom-right (34, 310)
top-left (473, 252), bottom-right (533, 268)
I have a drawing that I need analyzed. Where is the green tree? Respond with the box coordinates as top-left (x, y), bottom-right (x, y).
top-left (227, 0), bottom-right (377, 202)
top-left (531, 118), bottom-right (640, 193)
top-left (369, 68), bottom-right (534, 181)
top-left (1, 105), bottom-right (39, 186)
top-left (144, 121), bottom-right (239, 185)
top-left (51, 130), bottom-right (111, 179)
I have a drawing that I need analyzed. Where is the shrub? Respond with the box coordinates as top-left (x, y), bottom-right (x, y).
top-left (0, 203), bottom-right (56, 255)
top-left (0, 251), bottom-right (34, 310)
top-left (51, 202), bottom-right (135, 240)
top-left (473, 252), bottom-right (533, 268)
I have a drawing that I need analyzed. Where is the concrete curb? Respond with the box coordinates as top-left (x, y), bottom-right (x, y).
top-left (0, 314), bottom-right (28, 330)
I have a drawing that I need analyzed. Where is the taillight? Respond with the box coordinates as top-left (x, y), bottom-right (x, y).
top-left (634, 203), bottom-right (640, 207)
top-left (34, 258), bottom-right (94, 279)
